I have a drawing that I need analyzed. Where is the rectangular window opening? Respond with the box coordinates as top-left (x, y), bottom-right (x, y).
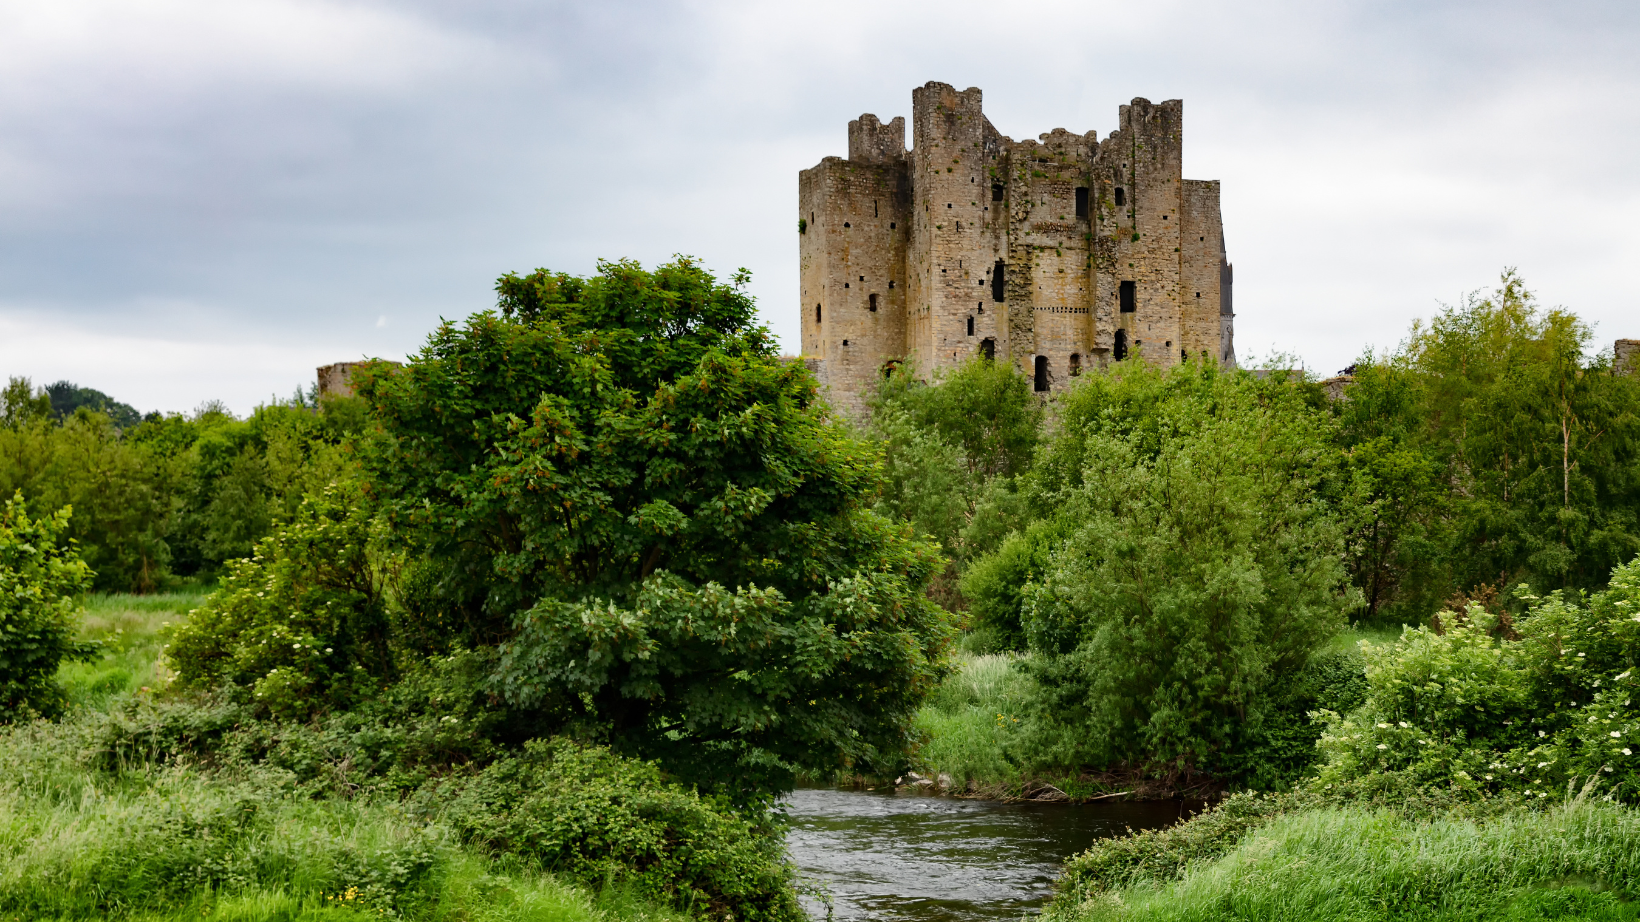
top-left (1119, 280), bottom-right (1136, 313)
top-left (991, 182), bottom-right (1004, 202)
top-left (1114, 187), bottom-right (1126, 207)
top-left (869, 293), bottom-right (878, 312)
top-left (1075, 187), bottom-right (1089, 218)
top-left (992, 260), bottom-right (1006, 302)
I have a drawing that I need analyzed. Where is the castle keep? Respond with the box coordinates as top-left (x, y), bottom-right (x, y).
top-left (799, 82), bottom-right (1235, 416)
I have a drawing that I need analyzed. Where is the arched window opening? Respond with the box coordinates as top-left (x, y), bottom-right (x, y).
top-left (980, 338), bottom-right (996, 361)
top-left (1069, 353), bottom-right (1082, 376)
top-left (1114, 330), bottom-right (1129, 362)
top-left (992, 260), bottom-right (1006, 302)
top-left (1033, 355), bottom-right (1049, 392)
top-left (991, 182), bottom-right (1004, 201)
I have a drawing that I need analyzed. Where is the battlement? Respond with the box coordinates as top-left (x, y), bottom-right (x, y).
top-left (848, 114), bottom-right (905, 164)
top-left (799, 84), bottom-right (1234, 418)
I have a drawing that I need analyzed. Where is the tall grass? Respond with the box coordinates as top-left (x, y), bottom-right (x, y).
top-left (912, 653), bottom-right (1036, 787)
top-left (1, 592), bottom-right (700, 922)
top-left (56, 590), bottom-right (206, 709)
top-left (1049, 801), bottom-right (1640, 922)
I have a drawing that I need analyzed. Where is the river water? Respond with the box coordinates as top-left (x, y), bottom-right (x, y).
top-left (783, 788), bottom-right (1195, 922)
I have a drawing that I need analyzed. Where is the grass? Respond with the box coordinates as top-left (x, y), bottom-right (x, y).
top-left (1322, 621), bottom-right (1404, 656)
top-left (0, 592), bottom-right (700, 922)
top-left (912, 653), bottom-right (1036, 788)
top-left (57, 590), bottom-right (206, 710)
top-left (1047, 800), bottom-right (1640, 922)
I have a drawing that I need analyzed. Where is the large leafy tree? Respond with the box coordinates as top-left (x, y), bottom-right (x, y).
top-left (355, 257), bottom-right (954, 796)
top-left (983, 361), bottom-right (1357, 773)
top-left (1338, 271), bottom-right (1640, 620)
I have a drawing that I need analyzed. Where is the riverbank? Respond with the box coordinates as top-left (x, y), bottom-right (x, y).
top-left (1045, 791), bottom-right (1640, 922)
top-left (0, 592), bottom-right (775, 922)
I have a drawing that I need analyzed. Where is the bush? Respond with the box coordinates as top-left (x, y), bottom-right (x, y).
top-left (1015, 362), bottom-right (1358, 772)
top-left (0, 491), bottom-right (93, 720)
top-left (424, 738), bottom-right (802, 922)
top-left (1313, 554), bottom-right (1640, 802)
top-left (167, 483), bottom-right (390, 717)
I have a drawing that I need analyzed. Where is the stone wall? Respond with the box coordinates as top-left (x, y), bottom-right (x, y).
top-left (800, 82), bottom-right (1233, 416)
top-left (1617, 339), bottom-right (1639, 376)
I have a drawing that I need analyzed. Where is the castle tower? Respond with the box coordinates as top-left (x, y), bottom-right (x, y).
top-left (799, 83), bottom-right (1234, 417)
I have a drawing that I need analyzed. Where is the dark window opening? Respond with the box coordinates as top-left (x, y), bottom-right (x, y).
top-left (1162, 215), bottom-right (1168, 220)
top-left (882, 360), bottom-right (901, 379)
top-left (874, 200), bottom-right (878, 216)
top-left (842, 339), bottom-right (849, 346)
top-left (956, 221), bottom-right (961, 231)
top-left (1114, 187), bottom-right (1126, 207)
top-left (859, 276), bottom-right (864, 281)
top-left (992, 260), bottom-right (1006, 301)
top-left (1075, 187), bottom-right (1089, 218)
top-left (1181, 348), bottom-right (1187, 361)
top-left (1119, 280), bottom-right (1136, 313)
top-left (1195, 292), bottom-right (1201, 298)
top-left (869, 293), bottom-right (878, 312)
top-left (1114, 330), bottom-right (1129, 362)
top-left (1070, 353), bottom-right (1082, 376)
top-left (991, 182), bottom-right (1004, 201)
top-left (815, 304), bottom-right (821, 323)
top-left (889, 280), bottom-right (895, 289)
top-left (967, 316), bottom-right (974, 336)
top-left (844, 282), bottom-right (850, 288)
top-left (977, 305), bottom-right (983, 314)
top-left (980, 338), bottom-right (996, 361)
top-left (1033, 355), bottom-right (1049, 392)
top-left (844, 222), bottom-right (850, 228)
top-left (891, 222), bottom-right (896, 229)
top-left (947, 203), bottom-right (952, 208)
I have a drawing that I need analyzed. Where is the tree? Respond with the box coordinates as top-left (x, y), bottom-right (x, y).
top-left (356, 257), bottom-right (955, 796)
top-left (0, 492), bottom-right (93, 720)
top-left (1003, 361), bottom-right (1357, 772)
top-left (1336, 271), bottom-right (1640, 619)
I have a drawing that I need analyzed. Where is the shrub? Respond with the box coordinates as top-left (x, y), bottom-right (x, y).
top-left (0, 491), bottom-right (93, 720)
top-left (1017, 362), bottom-right (1358, 772)
top-left (421, 738), bottom-right (803, 922)
top-left (167, 483), bottom-right (390, 717)
top-left (1313, 554), bottom-right (1640, 802)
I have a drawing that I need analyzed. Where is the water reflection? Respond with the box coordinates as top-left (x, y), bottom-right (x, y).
top-left (782, 788), bottom-right (1194, 922)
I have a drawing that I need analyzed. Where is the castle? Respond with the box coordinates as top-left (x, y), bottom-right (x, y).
top-left (799, 82), bottom-right (1235, 416)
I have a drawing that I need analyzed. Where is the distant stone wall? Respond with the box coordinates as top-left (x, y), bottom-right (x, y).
top-left (801, 82), bottom-right (1234, 417)
top-left (1617, 339), bottom-right (1639, 375)
top-left (316, 360), bottom-right (399, 398)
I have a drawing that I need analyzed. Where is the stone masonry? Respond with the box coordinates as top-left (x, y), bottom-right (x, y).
top-left (799, 82), bottom-right (1234, 417)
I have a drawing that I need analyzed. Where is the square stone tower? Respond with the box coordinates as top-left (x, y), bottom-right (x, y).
top-left (798, 82), bottom-right (1234, 417)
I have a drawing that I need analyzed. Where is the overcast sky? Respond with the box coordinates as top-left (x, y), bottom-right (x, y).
top-left (2, 0), bottom-right (1637, 415)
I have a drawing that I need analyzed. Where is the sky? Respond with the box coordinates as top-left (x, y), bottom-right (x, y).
top-left (2, 0), bottom-right (1638, 416)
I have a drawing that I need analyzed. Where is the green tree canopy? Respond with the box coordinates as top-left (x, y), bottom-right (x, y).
top-left (355, 257), bottom-right (955, 796)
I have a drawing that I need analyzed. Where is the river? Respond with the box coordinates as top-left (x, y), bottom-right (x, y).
top-left (783, 787), bottom-right (1196, 922)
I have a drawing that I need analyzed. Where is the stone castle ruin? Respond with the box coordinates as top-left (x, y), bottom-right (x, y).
top-left (799, 82), bottom-right (1234, 416)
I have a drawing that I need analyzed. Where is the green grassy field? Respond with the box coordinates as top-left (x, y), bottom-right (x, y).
top-left (1047, 800), bottom-right (1640, 922)
top-left (0, 592), bottom-right (696, 922)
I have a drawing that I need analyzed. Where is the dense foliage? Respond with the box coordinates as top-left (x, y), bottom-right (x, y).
top-left (1314, 556), bottom-right (1640, 799)
top-left (354, 257), bottom-right (954, 795)
top-left (0, 492), bottom-right (93, 719)
top-left (167, 483), bottom-right (391, 718)
top-left (0, 377), bottom-right (364, 591)
top-left (1340, 271), bottom-right (1640, 622)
